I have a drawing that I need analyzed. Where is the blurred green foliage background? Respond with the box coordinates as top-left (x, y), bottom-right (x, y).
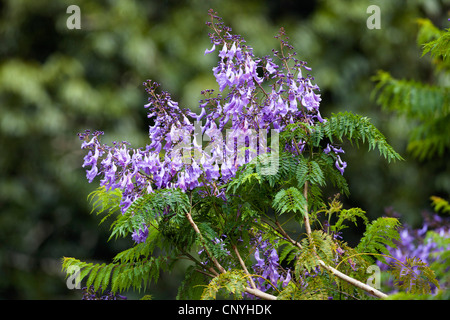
top-left (0, 0), bottom-right (449, 299)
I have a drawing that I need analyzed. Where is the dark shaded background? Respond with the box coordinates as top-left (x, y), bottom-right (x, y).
top-left (0, 0), bottom-right (449, 299)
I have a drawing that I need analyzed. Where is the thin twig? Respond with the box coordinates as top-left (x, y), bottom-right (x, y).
top-left (181, 250), bottom-right (219, 277)
top-left (195, 268), bottom-right (216, 279)
top-left (275, 220), bottom-right (302, 249)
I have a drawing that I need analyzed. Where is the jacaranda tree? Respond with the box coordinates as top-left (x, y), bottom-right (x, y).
top-left (62, 10), bottom-right (441, 300)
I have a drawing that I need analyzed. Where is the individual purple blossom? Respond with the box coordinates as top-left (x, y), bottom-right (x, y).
top-left (132, 224), bottom-right (149, 244)
top-left (335, 155), bottom-right (347, 175)
top-left (80, 132), bottom-right (105, 183)
top-left (252, 236), bottom-right (291, 292)
top-left (324, 143), bottom-right (347, 175)
top-left (204, 43), bottom-right (216, 55)
top-left (265, 60), bottom-right (279, 74)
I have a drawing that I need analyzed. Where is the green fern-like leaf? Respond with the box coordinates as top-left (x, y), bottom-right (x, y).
top-left (109, 188), bottom-right (190, 241)
top-left (280, 122), bottom-right (315, 145)
top-left (112, 231), bottom-right (161, 264)
top-left (372, 22), bottom-right (450, 161)
top-left (278, 280), bottom-right (328, 300)
top-left (391, 257), bottom-right (439, 295)
top-left (315, 111), bottom-right (403, 163)
top-left (331, 207), bottom-right (369, 233)
top-left (422, 27), bottom-right (450, 62)
top-left (227, 170), bottom-right (262, 194)
top-left (277, 282), bottom-right (305, 300)
top-left (428, 231), bottom-right (450, 290)
top-left (62, 255), bottom-right (168, 294)
top-left (201, 270), bottom-right (247, 300)
top-left (316, 152), bottom-right (349, 197)
top-left (177, 265), bottom-right (209, 299)
top-left (416, 18), bottom-right (444, 46)
top-left (405, 117), bottom-right (450, 160)
top-left (272, 186), bottom-right (307, 216)
top-left (86, 263), bottom-right (103, 289)
top-left (296, 157), bottom-right (325, 188)
top-left (430, 196), bottom-right (450, 215)
top-left (355, 217), bottom-right (400, 263)
top-left (279, 241), bottom-right (301, 265)
top-left (373, 71), bottom-right (449, 120)
top-left (296, 230), bottom-right (335, 275)
top-left (228, 151), bottom-right (297, 192)
top-left (88, 186), bottom-right (122, 225)
top-left (256, 151), bottom-right (297, 189)
top-left (320, 195), bottom-right (368, 233)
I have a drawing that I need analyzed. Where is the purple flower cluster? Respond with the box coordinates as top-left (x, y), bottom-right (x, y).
top-left (379, 212), bottom-right (450, 269)
top-left (252, 236), bottom-right (291, 292)
top-left (204, 15), bottom-right (325, 138)
top-left (378, 211), bottom-right (450, 292)
top-left (78, 10), bottom-right (346, 244)
top-left (78, 130), bottom-right (158, 214)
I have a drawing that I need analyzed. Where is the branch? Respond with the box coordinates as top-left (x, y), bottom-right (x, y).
top-left (181, 249), bottom-right (219, 277)
top-left (185, 209), bottom-right (226, 274)
top-left (186, 195), bottom-right (276, 300)
top-left (186, 192), bottom-right (228, 274)
top-left (302, 181), bottom-right (313, 237)
top-left (193, 264), bottom-right (277, 300)
top-left (301, 181), bottom-right (388, 299)
top-left (232, 244), bottom-right (257, 289)
top-left (275, 220), bottom-right (303, 249)
top-left (317, 260), bottom-right (388, 299)
top-left (244, 287), bottom-right (277, 300)
top-left (195, 268), bottom-right (216, 278)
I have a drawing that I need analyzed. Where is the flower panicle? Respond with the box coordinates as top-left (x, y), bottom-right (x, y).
top-left (78, 11), bottom-right (347, 245)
